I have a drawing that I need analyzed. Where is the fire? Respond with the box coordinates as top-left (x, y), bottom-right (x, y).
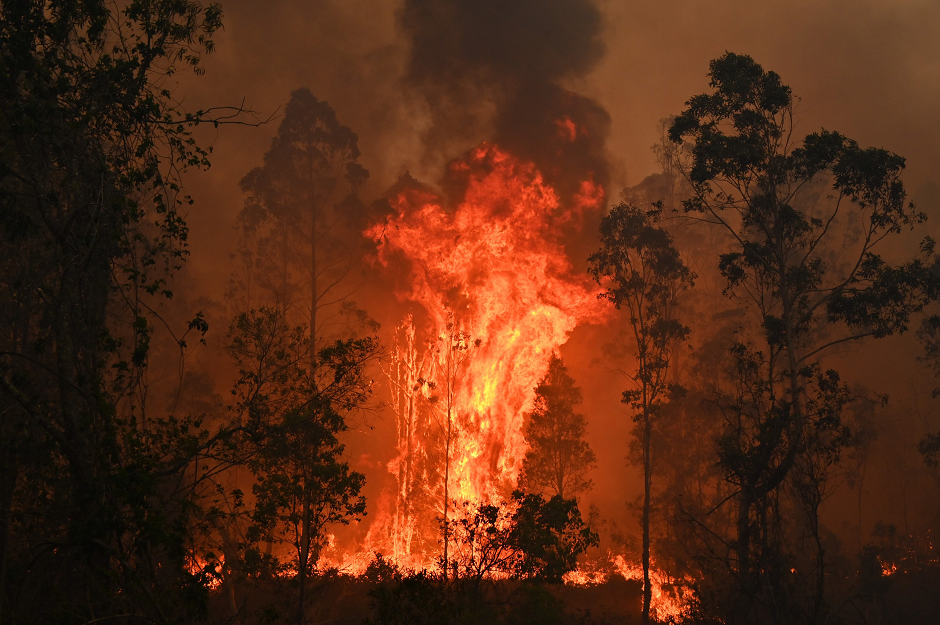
top-left (187, 555), bottom-right (224, 590)
top-left (361, 143), bottom-right (606, 567)
top-left (308, 143), bottom-right (696, 620)
top-left (561, 554), bottom-right (694, 622)
top-left (555, 115), bottom-right (579, 142)
top-left (564, 553), bottom-right (693, 623)
top-left (611, 555), bottom-right (694, 622)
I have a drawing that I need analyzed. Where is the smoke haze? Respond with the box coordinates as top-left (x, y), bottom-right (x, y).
top-left (173, 0), bottom-right (940, 558)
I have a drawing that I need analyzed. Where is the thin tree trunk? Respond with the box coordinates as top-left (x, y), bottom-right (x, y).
top-left (218, 523), bottom-right (239, 620)
top-left (310, 214), bottom-right (317, 378)
top-left (0, 452), bottom-right (17, 625)
top-left (442, 322), bottom-right (457, 581)
top-left (298, 488), bottom-right (311, 625)
top-left (737, 487), bottom-right (753, 595)
top-left (443, 399), bottom-right (451, 580)
top-left (806, 474), bottom-right (826, 625)
top-left (642, 406), bottom-right (652, 625)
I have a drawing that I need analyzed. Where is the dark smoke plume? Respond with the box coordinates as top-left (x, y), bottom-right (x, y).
top-left (400, 0), bottom-right (611, 207)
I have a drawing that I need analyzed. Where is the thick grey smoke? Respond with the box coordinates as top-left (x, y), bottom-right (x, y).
top-left (400, 0), bottom-right (611, 205)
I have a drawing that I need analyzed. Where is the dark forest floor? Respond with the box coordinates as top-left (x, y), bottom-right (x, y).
top-left (208, 576), bottom-right (644, 625)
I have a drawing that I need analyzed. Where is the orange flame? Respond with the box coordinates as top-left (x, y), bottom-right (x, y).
top-left (362, 143), bottom-right (606, 567)
top-left (554, 115), bottom-right (579, 142)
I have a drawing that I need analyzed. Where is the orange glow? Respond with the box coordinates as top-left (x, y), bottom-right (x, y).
top-left (357, 142), bottom-right (606, 569)
top-left (561, 554), bottom-right (694, 622)
top-left (554, 115), bottom-right (579, 142)
top-left (187, 555), bottom-right (223, 590)
top-left (610, 555), bottom-right (694, 622)
top-left (315, 143), bottom-right (696, 622)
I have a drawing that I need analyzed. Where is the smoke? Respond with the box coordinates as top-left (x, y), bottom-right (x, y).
top-left (400, 0), bottom-right (611, 205)
top-left (167, 0), bottom-right (940, 564)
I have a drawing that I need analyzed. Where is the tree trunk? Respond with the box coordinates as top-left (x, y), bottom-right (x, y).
top-left (443, 392), bottom-right (452, 580)
top-left (736, 486), bottom-right (754, 596)
top-left (218, 523), bottom-right (240, 620)
top-left (642, 407), bottom-right (652, 625)
top-left (298, 489), bottom-right (311, 625)
top-left (310, 213), bottom-right (317, 378)
top-left (0, 450), bottom-right (17, 625)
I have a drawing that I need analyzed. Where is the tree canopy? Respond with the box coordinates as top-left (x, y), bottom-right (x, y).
top-left (667, 52), bottom-right (939, 623)
top-left (519, 355), bottom-right (596, 501)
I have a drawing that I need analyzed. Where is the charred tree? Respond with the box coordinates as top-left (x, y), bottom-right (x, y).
top-left (435, 317), bottom-right (473, 580)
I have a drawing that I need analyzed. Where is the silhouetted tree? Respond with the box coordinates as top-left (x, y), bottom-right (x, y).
top-left (519, 355), bottom-right (596, 501)
top-left (444, 491), bottom-right (598, 585)
top-left (227, 307), bottom-right (377, 624)
top-left (916, 313), bottom-right (940, 467)
top-left (236, 89), bottom-right (375, 371)
top-left (0, 1), bottom-right (252, 621)
top-left (589, 202), bottom-right (693, 625)
top-left (669, 52), bottom-right (938, 623)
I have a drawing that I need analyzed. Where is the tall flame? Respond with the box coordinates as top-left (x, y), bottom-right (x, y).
top-left (364, 143), bottom-right (606, 566)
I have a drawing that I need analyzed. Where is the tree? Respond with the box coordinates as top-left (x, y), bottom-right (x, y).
top-left (444, 491), bottom-right (598, 585)
top-left (382, 315), bottom-right (444, 561)
top-left (436, 318), bottom-right (474, 579)
top-left (589, 202), bottom-right (693, 625)
top-left (226, 307), bottom-right (376, 625)
top-left (519, 354), bottom-right (596, 501)
top-left (0, 1), bottom-right (252, 621)
top-left (668, 52), bottom-right (938, 622)
top-left (366, 493), bottom-right (597, 625)
top-left (236, 88), bottom-right (374, 370)
top-left (916, 313), bottom-right (940, 467)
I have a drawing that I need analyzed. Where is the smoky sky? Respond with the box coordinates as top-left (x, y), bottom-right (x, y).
top-left (402, 0), bottom-right (604, 86)
top-left (174, 0), bottom-right (940, 533)
top-left (400, 0), bottom-right (611, 204)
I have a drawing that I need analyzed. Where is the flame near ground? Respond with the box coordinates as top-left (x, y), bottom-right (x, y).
top-left (319, 143), bottom-right (693, 619)
top-left (364, 143), bottom-right (605, 561)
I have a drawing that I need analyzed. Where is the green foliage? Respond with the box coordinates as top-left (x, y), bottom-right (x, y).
top-left (519, 355), bottom-right (596, 500)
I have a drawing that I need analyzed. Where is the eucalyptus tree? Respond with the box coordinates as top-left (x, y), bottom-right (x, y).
top-left (669, 52), bottom-right (938, 622)
top-left (236, 89), bottom-right (374, 372)
top-left (589, 202), bottom-right (693, 625)
top-left (435, 318), bottom-right (474, 580)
